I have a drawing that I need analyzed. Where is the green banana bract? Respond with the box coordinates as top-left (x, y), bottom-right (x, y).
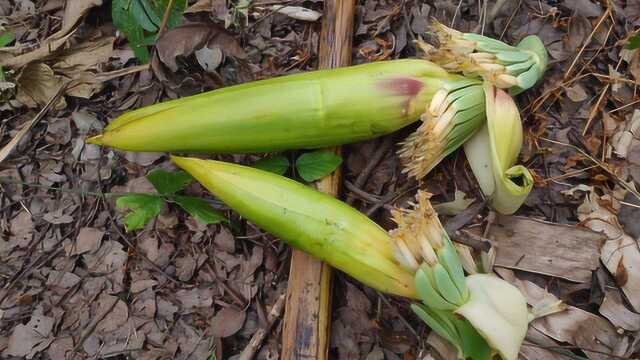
top-left (171, 156), bottom-right (417, 298)
top-left (463, 83), bottom-right (533, 214)
top-left (89, 60), bottom-right (453, 153)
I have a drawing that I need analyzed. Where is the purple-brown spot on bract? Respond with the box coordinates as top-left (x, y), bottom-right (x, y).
top-left (377, 77), bottom-right (424, 117)
top-left (377, 77), bottom-right (424, 98)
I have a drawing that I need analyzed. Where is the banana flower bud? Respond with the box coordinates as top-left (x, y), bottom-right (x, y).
top-left (421, 21), bottom-right (548, 94)
top-left (171, 157), bottom-right (532, 359)
top-left (171, 156), bottom-right (418, 298)
top-left (463, 83), bottom-right (533, 214)
top-left (87, 60), bottom-right (452, 154)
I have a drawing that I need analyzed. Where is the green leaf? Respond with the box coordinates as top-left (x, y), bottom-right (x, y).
top-left (146, 169), bottom-right (193, 194)
top-left (253, 155), bottom-right (290, 175)
top-left (150, 0), bottom-right (187, 31)
top-left (0, 31), bottom-right (14, 47)
top-left (116, 194), bottom-right (164, 231)
top-left (175, 195), bottom-right (227, 224)
top-left (451, 316), bottom-right (493, 360)
top-left (627, 34), bottom-right (640, 50)
top-left (112, 0), bottom-right (150, 62)
top-left (295, 151), bottom-right (342, 182)
top-left (131, 0), bottom-right (159, 32)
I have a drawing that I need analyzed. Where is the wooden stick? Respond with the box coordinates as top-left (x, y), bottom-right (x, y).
top-left (281, 1), bottom-right (356, 359)
top-left (239, 293), bottom-right (286, 360)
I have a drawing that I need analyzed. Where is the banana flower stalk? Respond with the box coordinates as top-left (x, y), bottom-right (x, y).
top-left (172, 156), bottom-right (531, 360)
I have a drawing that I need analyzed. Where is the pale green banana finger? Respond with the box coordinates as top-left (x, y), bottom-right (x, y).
top-left (415, 266), bottom-right (458, 310)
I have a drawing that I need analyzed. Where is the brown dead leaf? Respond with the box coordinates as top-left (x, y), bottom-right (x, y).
top-left (565, 84), bottom-right (588, 102)
top-left (96, 295), bottom-right (129, 333)
top-left (15, 63), bottom-right (66, 109)
top-left (497, 268), bottom-right (625, 360)
top-left (46, 337), bottom-right (74, 360)
top-left (4, 306), bottom-right (55, 358)
top-left (214, 227), bottom-right (235, 252)
top-left (345, 282), bottom-right (371, 313)
top-left (46, 270), bottom-right (81, 289)
top-left (83, 240), bottom-right (128, 293)
top-left (43, 208), bottom-right (74, 224)
top-left (124, 151), bottom-right (164, 166)
top-left (68, 227), bottom-right (104, 255)
top-left (565, 15), bottom-right (591, 53)
top-left (175, 288), bottom-right (216, 309)
top-left (1, 0), bottom-right (103, 68)
top-left (71, 110), bottom-right (103, 134)
top-left (533, 307), bottom-right (626, 359)
top-left (52, 36), bottom-right (115, 98)
top-left (576, 190), bottom-right (640, 311)
top-left (155, 22), bottom-right (246, 72)
top-left (5, 211), bottom-right (34, 251)
top-left (211, 306), bottom-right (246, 338)
top-left (522, 327), bottom-right (573, 360)
top-left (599, 288), bottom-right (640, 331)
top-left (490, 215), bottom-right (604, 282)
top-left (563, 0), bottom-right (603, 17)
top-left (175, 255), bottom-right (197, 281)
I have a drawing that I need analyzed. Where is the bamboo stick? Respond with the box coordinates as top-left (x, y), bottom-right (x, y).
top-left (281, 1), bottom-right (356, 359)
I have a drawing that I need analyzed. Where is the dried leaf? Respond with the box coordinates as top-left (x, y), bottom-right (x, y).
top-left (490, 215), bottom-right (605, 282)
top-left (70, 227), bottom-right (104, 255)
top-left (96, 295), bottom-right (129, 333)
top-left (565, 84), bottom-right (588, 102)
top-left (4, 306), bottom-right (54, 358)
top-left (271, 6), bottom-right (322, 21)
top-left (214, 227), bottom-right (235, 253)
top-left (16, 63), bottom-right (66, 109)
top-left (576, 190), bottom-right (640, 311)
top-left (211, 306), bottom-right (246, 338)
top-left (1, 0), bottom-right (103, 68)
top-left (563, 0), bottom-right (603, 17)
top-left (175, 255), bottom-right (197, 281)
top-left (71, 110), bottom-right (103, 134)
top-left (155, 22), bottom-right (246, 72)
top-left (43, 208), bottom-right (74, 224)
top-left (497, 268), bottom-right (624, 360)
top-left (433, 190), bottom-right (475, 215)
top-left (599, 288), bottom-right (640, 331)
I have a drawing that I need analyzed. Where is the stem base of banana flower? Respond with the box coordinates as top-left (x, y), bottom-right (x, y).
top-left (87, 60), bottom-right (452, 154)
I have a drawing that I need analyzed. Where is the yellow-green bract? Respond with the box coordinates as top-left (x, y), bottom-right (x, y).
top-left (171, 156), bottom-right (418, 298)
top-left (88, 60), bottom-right (454, 153)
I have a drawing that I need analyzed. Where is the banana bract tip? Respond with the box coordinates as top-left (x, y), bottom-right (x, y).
top-left (85, 134), bottom-right (104, 145)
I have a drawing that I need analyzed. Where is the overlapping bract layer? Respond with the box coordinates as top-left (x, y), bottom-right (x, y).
top-left (463, 84), bottom-right (533, 214)
top-left (399, 79), bottom-right (485, 179)
top-left (421, 21), bottom-right (548, 94)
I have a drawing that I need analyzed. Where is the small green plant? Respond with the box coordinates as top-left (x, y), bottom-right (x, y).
top-left (116, 169), bottom-right (226, 231)
top-left (112, 0), bottom-right (187, 63)
top-left (252, 150), bottom-right (343, 182)
top-left (627, 33), bottom-right (640, 50)
top-left (0, 30), bottom-right (15, 90)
